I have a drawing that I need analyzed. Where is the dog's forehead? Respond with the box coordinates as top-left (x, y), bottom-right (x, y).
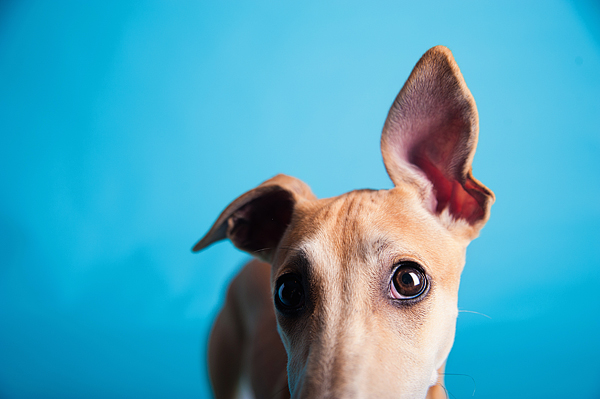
top-left (277, 187), bottom-right (465, 282)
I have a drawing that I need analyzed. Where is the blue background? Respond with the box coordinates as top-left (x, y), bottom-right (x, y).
top-left (1, 1), bottom-right (599, 398)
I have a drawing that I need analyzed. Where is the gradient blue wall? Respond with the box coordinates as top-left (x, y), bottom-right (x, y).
top-left (1, 1), bottom-right (599, 398)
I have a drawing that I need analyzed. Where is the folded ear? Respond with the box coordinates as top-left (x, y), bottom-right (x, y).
top-left (192, 174), bottom-right (316, 263)
top-left (381, 46), bottom-right (494, 237)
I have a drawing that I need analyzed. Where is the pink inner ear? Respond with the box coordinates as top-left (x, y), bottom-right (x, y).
top-left (380, 47), bottom-right (494, 228)
top-left (413, 155), bottom-right (484, 225)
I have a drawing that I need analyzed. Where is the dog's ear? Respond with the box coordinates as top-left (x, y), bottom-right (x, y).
top-left (192, 174), bottom-right (315, 263)
top-left (381, 46), bottom-right (494, 238)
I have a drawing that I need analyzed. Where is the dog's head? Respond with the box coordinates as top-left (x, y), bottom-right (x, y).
top-left (194, 46), bottom-right (494, 398)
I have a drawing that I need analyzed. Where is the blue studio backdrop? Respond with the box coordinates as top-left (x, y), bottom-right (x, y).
top-left (1, 1), bottom-right (599, 398)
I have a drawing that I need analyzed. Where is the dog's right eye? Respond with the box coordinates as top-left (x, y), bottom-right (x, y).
top-left (274, 273), bottom-right (305, 313)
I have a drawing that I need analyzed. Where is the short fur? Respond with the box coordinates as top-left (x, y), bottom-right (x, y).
top-left (194, 46), bottom-right (494, 399)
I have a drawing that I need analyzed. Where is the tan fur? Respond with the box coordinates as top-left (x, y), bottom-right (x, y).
top-left (194, 46), bottom-right (494, 399)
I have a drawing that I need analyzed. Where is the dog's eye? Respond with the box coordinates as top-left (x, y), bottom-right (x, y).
top-left (390, 263), bottom-right (428, 299)
top-left (275, 273), bottom-right (305, 313)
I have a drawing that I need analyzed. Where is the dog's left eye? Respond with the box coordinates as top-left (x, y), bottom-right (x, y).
top-left (274, 273), bottom-right (305, 313)
top-left (390, 262), bottom-right (428, 300)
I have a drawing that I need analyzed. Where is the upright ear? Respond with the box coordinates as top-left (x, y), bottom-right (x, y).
top-left (381, 46), bottom-right (494, 238)
top-left (192, 174), bottom-right (315, 263)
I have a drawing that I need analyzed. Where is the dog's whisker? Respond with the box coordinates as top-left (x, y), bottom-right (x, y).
top-left (440, 373), bottom-right (477, 396)
top-left (253, 248), bottom-right (271, 253)
top-left (278, 245), bottom-right (302, 253)
top-left (270, 383), bottom-right (289, 399)
top-left (458, 309), bottom-right (492, 319)
top-left (268, 370), bottom-right (290, 399)
top-left (437, 382), bottom-right (454, 399)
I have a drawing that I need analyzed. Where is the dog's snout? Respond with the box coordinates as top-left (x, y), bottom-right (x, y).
top-left (288, 308), bottom-right (389, 399)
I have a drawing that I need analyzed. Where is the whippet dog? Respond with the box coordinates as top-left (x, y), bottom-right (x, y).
top-left (193, 45), bottom-right (494, 399)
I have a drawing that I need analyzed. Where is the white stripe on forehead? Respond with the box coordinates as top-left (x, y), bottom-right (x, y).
top-left (293, 226), bottom-right (414, 299)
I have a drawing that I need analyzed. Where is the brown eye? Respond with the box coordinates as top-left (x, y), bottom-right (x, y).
top-left (390, 263), bottom-right (428, 299)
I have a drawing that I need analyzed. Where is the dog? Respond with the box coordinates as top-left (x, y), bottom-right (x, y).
top-left (193, 46), bottom-right (494, 399)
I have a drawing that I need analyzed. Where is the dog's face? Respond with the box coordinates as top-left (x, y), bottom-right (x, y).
top-left (271, 187), bottom-right (469, 398)
top-left (194, 46), bottom-right (494, 398)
